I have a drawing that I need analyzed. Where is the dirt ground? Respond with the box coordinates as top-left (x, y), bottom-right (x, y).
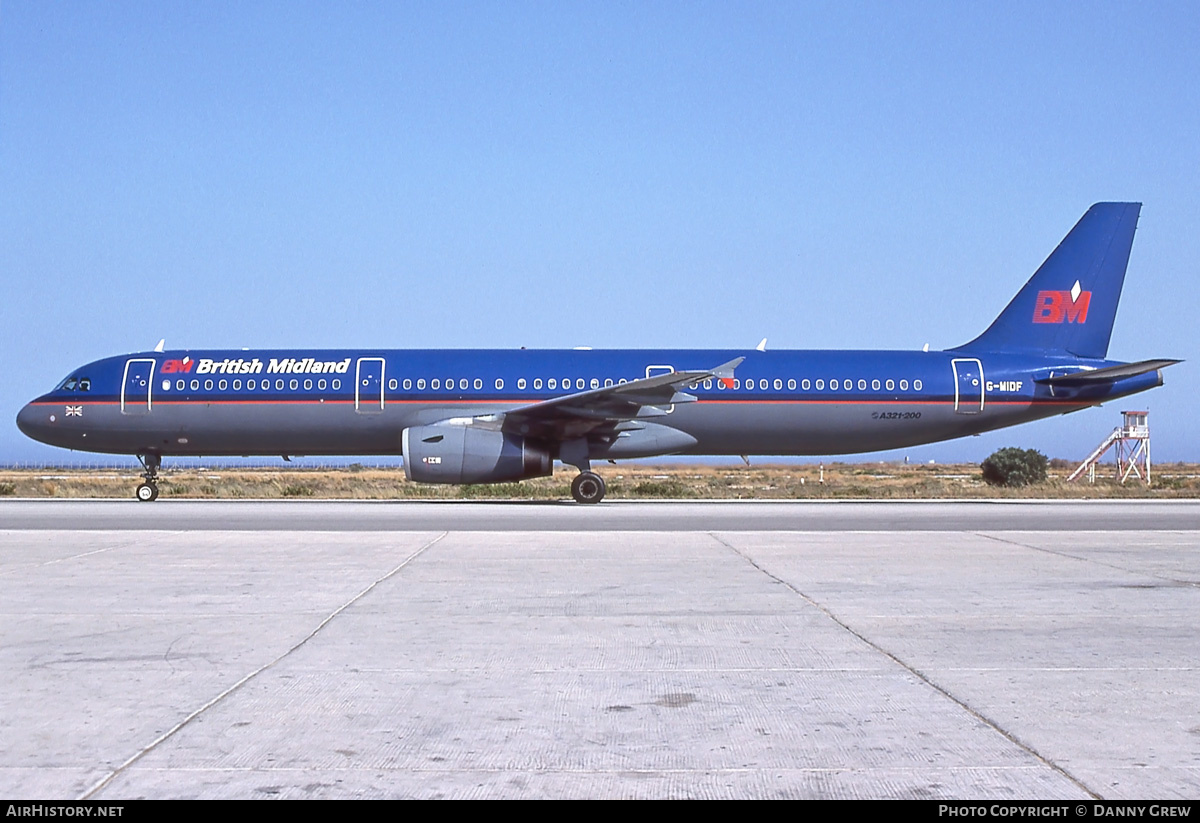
top-left (1, 460), bottom-right (1195, 500)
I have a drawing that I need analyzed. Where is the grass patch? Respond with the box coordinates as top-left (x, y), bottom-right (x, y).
top-left (631, 479), bottom-right (695, 498)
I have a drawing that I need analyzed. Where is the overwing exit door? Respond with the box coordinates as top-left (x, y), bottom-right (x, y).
top-left (355, 358), bottom-right (385, 413)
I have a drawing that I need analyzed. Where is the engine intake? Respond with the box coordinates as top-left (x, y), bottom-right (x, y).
top-left (402, 424), bottom-right (553, 484)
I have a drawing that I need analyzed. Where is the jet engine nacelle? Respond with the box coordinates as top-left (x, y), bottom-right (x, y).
top-left (402, 424), bottom-right (553, 484)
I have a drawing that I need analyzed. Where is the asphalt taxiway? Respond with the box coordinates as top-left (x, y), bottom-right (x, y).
top-left (2, 500), bottom-right (1198, 798)
top-left (3, 498), bottom-right (1200, 531)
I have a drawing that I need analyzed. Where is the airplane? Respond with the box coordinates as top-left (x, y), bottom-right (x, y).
top-left (17, 202), bottom-right (1179, 504)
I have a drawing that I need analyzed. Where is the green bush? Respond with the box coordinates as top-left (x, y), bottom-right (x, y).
top-left (981, 447), bottom-right (1048, 487)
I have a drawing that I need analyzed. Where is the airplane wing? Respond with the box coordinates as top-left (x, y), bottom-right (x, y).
top-left (469, 357), bottom-right (744, 440)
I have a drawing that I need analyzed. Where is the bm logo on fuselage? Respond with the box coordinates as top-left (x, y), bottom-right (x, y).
top-left (1033, 284), bottom-right (1091, 324)
top-left (160, 359), bottom-right (195, 373)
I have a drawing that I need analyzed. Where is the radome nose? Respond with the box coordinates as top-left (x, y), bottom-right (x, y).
top-left (16, 401), bottom-right (51, 444)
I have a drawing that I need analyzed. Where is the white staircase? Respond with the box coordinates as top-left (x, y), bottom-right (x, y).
top-left (1067, 411), bottom-right (1151, 484)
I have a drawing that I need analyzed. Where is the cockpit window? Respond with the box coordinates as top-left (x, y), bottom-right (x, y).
top-left (57, 376), bottom-right (92, 392)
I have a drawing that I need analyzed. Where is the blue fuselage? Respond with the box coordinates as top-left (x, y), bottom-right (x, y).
top-left (17, 347), bottom-right (1162, 459)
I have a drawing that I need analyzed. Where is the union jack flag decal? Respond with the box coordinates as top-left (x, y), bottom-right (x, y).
top-left (65, 406), bottom-right (82, 417)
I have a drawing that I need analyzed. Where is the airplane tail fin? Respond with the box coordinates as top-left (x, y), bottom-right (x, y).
top-left (952, 202), bottom-right (1141, 359)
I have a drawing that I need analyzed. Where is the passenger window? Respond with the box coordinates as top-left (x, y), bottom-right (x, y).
top-left (417, 379), bottom-right (426, 390)
top-left (801, 379), bottom-right (810, 390)
top-left (177, 379), bottom-right (186, 391)
top-left (247, 379), bottom-right (256, 390)
top-left (703, 379), bottom-right (712, 390)
top-left (858, 379), bottom-right (866, 390)
top-left (431, 379), bottom-right (440, 390)
top-left (460, 378), bottom-right (468, 390)
top-left (474, 378), bottom-right (482, 390)
top-left (332, 379), bottom-right (341, 390)
top-left (403, 379), bottom-right (411, 390)
top-left (548, 378), bottom-right (557, 390)
top-left (219, 379), bottom-right (228, 390)
top-left (830, 379), bottom-right (838, 390)
top-left (900, 379), bottom-right (909, 390)
top-left (319, 379), bottom-right (328, 390)
top-left (788, 379), bottom-right (796, 390)
top-left (605, 379), bottom-right (614, 387)
top-left (518, 378), bottom-right (527, 389)
top-left (886, 379), bottom-right (894, 390)
top-left (872, 379), bottom-right (880, 390)
top-left (533, 378), bottom-right (542, 389)
top-left (388, 379), bottom-right (397, 390)
top-left (773, 379), bottom-right (782, 390)
top-left (289, 379), bottom-right (297, 390)
top-left (162, 380), bottom-right (171, 391)
top-left (233, 379), bottom-right (241, 390)
top-left (304, 379), bottom-right (312, 390)
top-left (275, 379), bottom-right (284, 390)
top-left (590, 378), bottom-right (599, 389)
top-left (914, 379), bottom-right (923, 391)
top-left (618, 378), bottom-right (627, 385)
top-left (191, 379), bottom-right (200, 390)
top-left (494, 378), bottom-right (503, 390)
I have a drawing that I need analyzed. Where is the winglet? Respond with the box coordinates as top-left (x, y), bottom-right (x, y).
top-left (712, 357), bottom-right (743, 389)
top-left (756, 338), bottom-right (767, 352)
top-left (154, 339), bottom-right (165, 353)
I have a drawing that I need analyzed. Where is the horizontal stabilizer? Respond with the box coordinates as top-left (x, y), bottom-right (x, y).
top-left (1035, 359), bottom-right (1181, 385)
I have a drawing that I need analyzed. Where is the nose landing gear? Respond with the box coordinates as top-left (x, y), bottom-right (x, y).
top-left (135, 454), bottom-right (161, 502)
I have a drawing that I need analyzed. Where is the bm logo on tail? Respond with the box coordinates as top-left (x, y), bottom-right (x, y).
top-left (1033, 279), bottom-right (1090, 324)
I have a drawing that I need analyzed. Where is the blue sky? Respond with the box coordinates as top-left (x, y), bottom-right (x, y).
top-left (2, 2), bottom-right (1197, 464)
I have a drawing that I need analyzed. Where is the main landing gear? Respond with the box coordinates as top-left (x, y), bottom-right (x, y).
top-left (561, 437), bottom-right (605, 504)
top-left (135, 454), bottom-right (161, 502)
top-left (570, 471), bottom-right (605, 504)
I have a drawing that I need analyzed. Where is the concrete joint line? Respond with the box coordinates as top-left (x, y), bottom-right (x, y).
top-left (707, 531), bottom-right (1102, 800)
top-left (0, 536), bottom-right (141, 578)
top-left (975, 531), bottom-right (1200, 589)
top-left (78, 530), bottom-right (448, 800)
